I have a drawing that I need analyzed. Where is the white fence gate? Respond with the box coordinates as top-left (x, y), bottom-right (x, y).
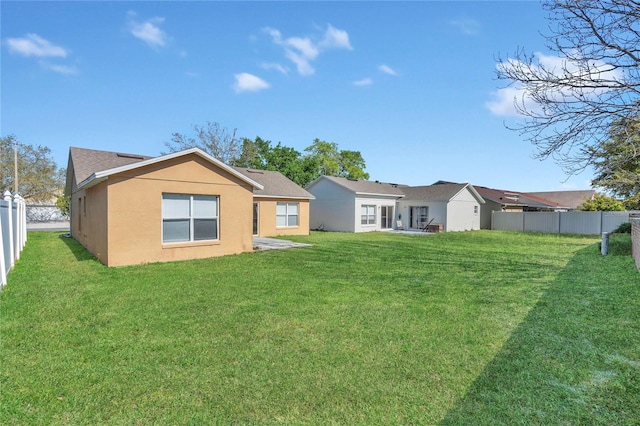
top-left (492, 211), bottom-right (634, 235)
top-left (1, 191), bottom-right (27, 288)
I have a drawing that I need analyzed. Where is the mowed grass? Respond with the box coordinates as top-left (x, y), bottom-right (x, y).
top-left (1, 230), bottom-right (638, 424)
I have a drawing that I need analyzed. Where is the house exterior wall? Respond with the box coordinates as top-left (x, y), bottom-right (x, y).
top-left (308, 179), bottom-right (356, 232)
top-left (353, 196), bottom-right (397, 233)
top-left (446, 189), bottom-right (481, 231)
top-left (396, 200), bottom-right (447, 230)
top-left (480, 199), bottom-right (503, 229)
top-left (75, 154), bottom-right (255, 267)
top-left (255, 198), bottom-right (310, 237)
top-left (70, 183), bottom-right (109, 264)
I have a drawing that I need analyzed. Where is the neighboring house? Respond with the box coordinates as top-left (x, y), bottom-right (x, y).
top-left (306, 175), bottom-right (405, 232)
top-left (397, 182), bottom-right (485, 232)
top-left (65, 147), bottom-right (263, 267)
top-left (475, 186), bottom-right (567, 229)
top-left (526, 190), bottom-right (596, 210)
top-left (232, 167), bottom-right (314, 238)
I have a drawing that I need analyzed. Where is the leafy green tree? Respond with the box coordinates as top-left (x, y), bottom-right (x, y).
top-left (164, 121), bottom-right (242, 164)
top-left (304, 138), bottom-right (341, 177)
top-left (234, 135), bottom-right (370, 187)
top-left (590, 117), bottom-right (640, 210)
top-left (304, 138), bottom-right (369, 180)
top-left (339, 150), bottom-right (370, 180)
top-left (234, 137), bottom-right (319, 187)
top-left (0, 135), bottom-right (65, 202)
top-left (577, 193), bottom-right (625, 211)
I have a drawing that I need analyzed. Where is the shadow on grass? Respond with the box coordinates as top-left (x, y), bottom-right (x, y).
top-left (440, 243), bottom-right (640, 425)
top-left (58, 233), bottom-right (98, 262)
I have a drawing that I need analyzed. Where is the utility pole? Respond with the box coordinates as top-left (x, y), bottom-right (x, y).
top-left (13, 139), bottom-right (18, 195)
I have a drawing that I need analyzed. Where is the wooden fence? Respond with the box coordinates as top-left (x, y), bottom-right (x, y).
top-left (1, 191), bottom-right (27, 288)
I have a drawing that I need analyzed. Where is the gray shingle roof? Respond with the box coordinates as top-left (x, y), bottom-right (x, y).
top-left (233, 167), bottom-right (314, 199)
top-left (316, 175), bottom-right (406, 197)
top-left (400, 183), bottom-right (468, 201)
top-left (66, 147), bottom-right (152, 194)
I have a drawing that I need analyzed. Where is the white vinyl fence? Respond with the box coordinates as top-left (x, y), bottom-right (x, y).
top-left (492, 211), bottom-right (634, 235)
top-left (1, 191), bottom-right (27, 288)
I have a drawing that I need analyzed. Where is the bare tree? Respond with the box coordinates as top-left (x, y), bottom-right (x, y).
top-left (164, 121), bottom-right (242, 164)
top-left (496, 0), bottom-right (640, 174)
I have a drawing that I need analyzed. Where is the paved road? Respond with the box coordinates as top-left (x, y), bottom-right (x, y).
top-left (27, 222), bottom-right (70, 232)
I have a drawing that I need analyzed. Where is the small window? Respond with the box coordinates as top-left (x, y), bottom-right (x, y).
top-left (162, 194), bottom-right (218, 243)
top-left (474, 205), bottom-right (479, 214)
top-left (277, 202), bottom-right (298, 227)
top-left (361, 205), bottom-right (376, 225)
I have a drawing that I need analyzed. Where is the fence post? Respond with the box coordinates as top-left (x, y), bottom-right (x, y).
top-left (15, 194), bottom-right (26, 253)
top-left (0, 203), bottom-right (5, 288)
top-left (4, 191), bottom-right (14, 268)
top-left (601, 232), bottom-right (610, 256)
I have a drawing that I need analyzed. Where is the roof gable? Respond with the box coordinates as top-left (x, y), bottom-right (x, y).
top-left (66, 147), bottom-right (153, 195)
top-left (67, 147), bottom-right (263, 192)
top-left (307, 175), bottom-right (405, 198)
top-left (233, 167), bottom-right (314, 199)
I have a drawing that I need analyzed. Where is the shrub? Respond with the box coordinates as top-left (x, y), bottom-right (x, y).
top-left (613, 222), bottom-right (632, 233)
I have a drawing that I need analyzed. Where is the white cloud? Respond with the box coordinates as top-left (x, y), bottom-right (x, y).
top-left (234, 73), bottom-right (270, 93)
top-left (319, 24), bottom-right (353, 50)
top-left (263, 24), bottom-right (352, 76)
top-left (127, 12), bottom-right (168, 48)
top-left (450, 18), bottom-right (481, 35)
top-left (486, 86), bottom-right (529, 116)
top-left (39, 61), bottom-right (78, 75)
top-left (6, 33), bottom-right (68, 57)
top-left (353, 78), bottom-right (373, 87)
top-left (487, 52), bottom-right (624, 117)
top-left (262, 62), bottom-right (289, 75)
top-left (379, 64), bottom-right (398, 76)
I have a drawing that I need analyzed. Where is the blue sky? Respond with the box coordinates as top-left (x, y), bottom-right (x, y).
top-left (1, 1), bottom-right (594, 191)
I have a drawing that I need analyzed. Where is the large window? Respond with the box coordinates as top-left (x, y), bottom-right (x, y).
top-left (277, 202), bottom-right (298, 227)
top-left (162, 194), bottom-right (218, 243)
top-left (361, 205), bottom-right (376, 225)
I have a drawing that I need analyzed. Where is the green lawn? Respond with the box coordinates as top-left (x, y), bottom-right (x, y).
top-left (1, 231), bottom-right (638, 425)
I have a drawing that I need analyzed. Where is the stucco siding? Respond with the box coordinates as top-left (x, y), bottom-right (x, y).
top-left (481, 200), bottom-right (502, 229)
top-left (103, 154), bottom-right (254, 266)
top-left (354, 196), bottom-right (397, 233)
top-left (447, 189), bottom-right (481, 231)
top-left (396, 201), bottom-right (447, 230)
top-left (71, 184), bottom-right (109, 264)
top-left (255, 198), bottom-right (310, 237)
top-left (308, 179), bottom-right (356, 232)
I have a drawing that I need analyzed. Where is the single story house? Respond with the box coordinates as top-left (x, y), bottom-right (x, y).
top-left (232, 167), bottom-right (314, 238)
top-left (306, 175), bottom-right (405, 232)
top-left (397, 182), bottom-right (485, 232)
top-left (66, 147), bottom-right (266, 267)
top-left (475, 186), bottom-right (572, 229)
top-left (526, 190), bottom-right (596, 210)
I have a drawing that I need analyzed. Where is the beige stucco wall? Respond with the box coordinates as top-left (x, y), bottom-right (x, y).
top-left (255, 198), bottom-right (310, 237)
top-left (73, 154), bottom-right (255, 267)
top-left (71, 183), bottom-right (109, 264)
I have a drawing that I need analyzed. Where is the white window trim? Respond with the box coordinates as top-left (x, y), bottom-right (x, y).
top-left (162, 194), bottom-right (219, 244)
top-left (361, 205), bottom-right (376, 226)
top-left (276, 202), bottom-right (299, 228)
